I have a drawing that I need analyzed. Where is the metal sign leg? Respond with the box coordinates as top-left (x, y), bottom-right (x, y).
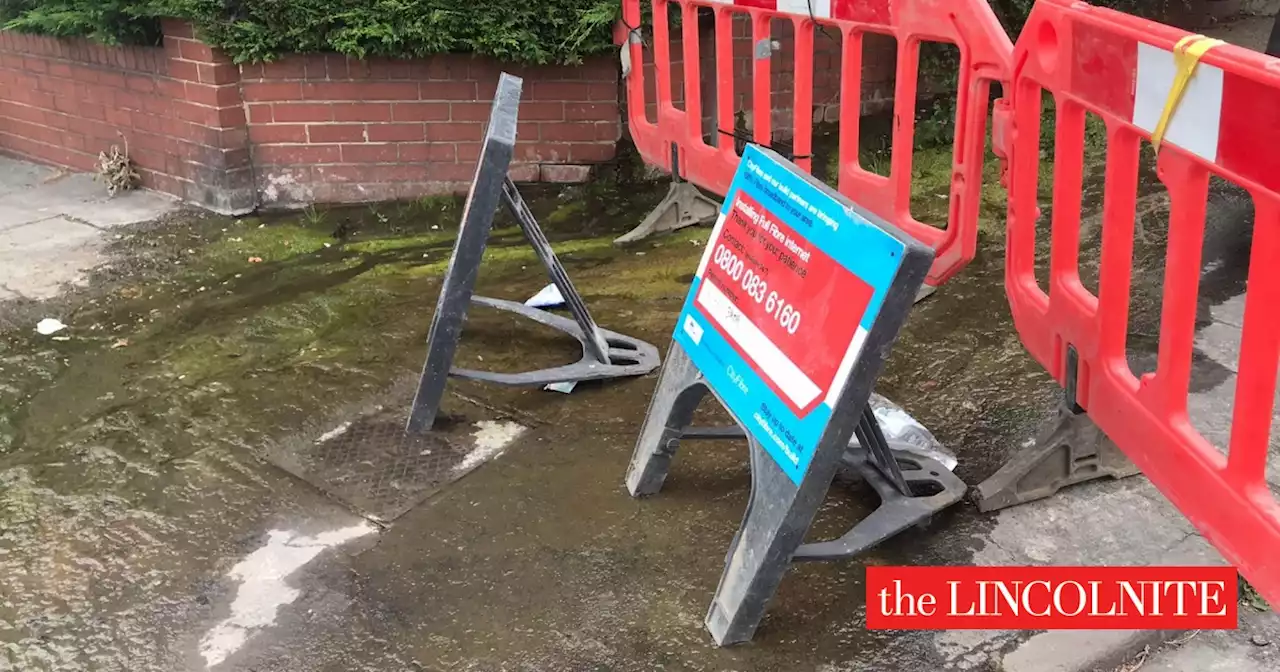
top-left (626, 343), bottom-right (709, 496)
top-left (705, 441), bottom-right (837, 645)
top-left (406, 73), bottom-right (522, 434)
top-left (501, 177), bottom-right (612, 363)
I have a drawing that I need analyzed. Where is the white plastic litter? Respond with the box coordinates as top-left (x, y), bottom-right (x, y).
top-left (545, 381), bottom-right (577, 394)
top-left (35, 318), bottom-right (67, 335)
top-left (525, 283), bottom-right (565, 308)
top-left (868, 393), bottom-right (958, 472)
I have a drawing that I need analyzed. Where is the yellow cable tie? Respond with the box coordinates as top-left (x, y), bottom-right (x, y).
top-left (1151, 34), bottom-right (1223, 153)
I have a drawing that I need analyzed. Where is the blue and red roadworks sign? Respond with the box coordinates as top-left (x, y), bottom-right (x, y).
top-left (673, 145), bottom-right (905, 485)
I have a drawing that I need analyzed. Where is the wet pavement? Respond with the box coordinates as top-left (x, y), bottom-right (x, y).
top-left (0, 156), bottom-right (1227, 671)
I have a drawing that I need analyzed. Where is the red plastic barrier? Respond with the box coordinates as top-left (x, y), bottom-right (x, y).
top-left (618, 0), bottom-right (1012, 285)
top-left (1004, 0), bottom-right (1280, 605)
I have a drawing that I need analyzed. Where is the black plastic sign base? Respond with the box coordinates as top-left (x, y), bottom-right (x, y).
top-left (406, 72), bottom-right (659, 434)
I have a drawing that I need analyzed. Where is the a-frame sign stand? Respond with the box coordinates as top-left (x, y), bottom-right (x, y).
top-left (626, 145), bottom-right (966, 645)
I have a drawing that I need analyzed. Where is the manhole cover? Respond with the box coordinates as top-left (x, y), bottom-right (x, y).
top-left (272, 407), bottom-right (524, 522)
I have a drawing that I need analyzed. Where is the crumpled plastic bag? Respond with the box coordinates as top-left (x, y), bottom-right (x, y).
top-left (863, 392), bottom-right (958, 472)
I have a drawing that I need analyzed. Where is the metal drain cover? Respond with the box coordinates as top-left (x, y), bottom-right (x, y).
top-left (271, 407), bottom-right (524, 522)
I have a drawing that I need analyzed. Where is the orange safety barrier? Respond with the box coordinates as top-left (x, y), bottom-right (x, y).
top-left (1003, 0), bottom-right (1280, 604)
top-left (617, 0), bottom-right (1013, 286)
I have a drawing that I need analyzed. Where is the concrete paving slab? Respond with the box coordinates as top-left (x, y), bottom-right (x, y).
top-left (1194, 322), bottom-right (1243, 373)
top-left (1004, 629), bottom-right (1182, 672)
top-left (60, 189), bottom-right (178, 228)
top-left (0, 154), bottom-right (57, 196)
top-left (0, 245), bottom-right (106, 299)
top-left (0, 202), bottom-right (50, 232)
top-left (0, 217), bottom-right (106, 299)
top-left (1139, 611), bottom-right (1280, 672)
top-left (0, 216), bottom-right (101, 252)
top-left (0, 172), bottom-right (109, 211)
top-left (0, 157), bottom-right (177, 303)
top-left (959, 479), bottom-right (1224, 672)
top-left (998, 519), bottom-right (1218, 670)
top-left (0, 172), bottom-right (176, 227)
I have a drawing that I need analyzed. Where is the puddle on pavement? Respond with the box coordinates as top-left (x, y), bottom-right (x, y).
top-left (0, 134), bottom-right (1189, 670)
top-left (199, 520), bottom-right (379, 668)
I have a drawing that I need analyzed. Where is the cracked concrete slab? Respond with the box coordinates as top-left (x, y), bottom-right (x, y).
top-left (953, 478), bottom-right (1225, 672)
top-left (0, 216), bottom-right (101, 251)
top-left (1139, 611), bottom-right (1280, 671)
top-left (0, 156), bottom-right (177, 303)
top-left (996, 509), bottom-right (1221, 672)
top-left (0, 217), bottom-right (108, 299)
top-left (0, 171), bottom-right (177, 230)
top-left (0, 202), bottom-right (49, 232)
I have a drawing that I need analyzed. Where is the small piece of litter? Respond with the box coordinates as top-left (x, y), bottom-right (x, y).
top-left (526, 283), bottom-right (565, 308)
top-left (36, 318), bottom-right (67, 335)
top-left (248, 257), bottom-right (263, 263)
top-left (111, 339), bottom-right (129, 349)
top-left (545, 381), bottom-right (577, 394)
top-left (51, 336), bottom-right (71, 342)
top-left (323, 243), bottom-right (332, 248)
top-left (186, 249), bottom-right (194, 254)
top-left (431, 225), bottom-right (440, 230)
top-left (1252, 635), bottom-right (1272, 647)
top-left (636, 252), bottom-right (646, 256)
top-left (315, 422), bottom-right (352, 444)
top-left (178, 375), bottom-right (186, 380)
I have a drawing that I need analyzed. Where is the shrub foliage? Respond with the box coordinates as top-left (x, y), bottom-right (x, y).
top-left (0, 0), bottom-right (619, 64)
top-left (0, 0), bottom-right (1179, 65)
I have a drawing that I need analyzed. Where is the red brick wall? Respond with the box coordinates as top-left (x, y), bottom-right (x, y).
top-left (0, 18), bottom-right (903, 211)
top-left (241, 55), bottom-right (619, 205)
top-left (0, 20), bottom-right (253, 212)
top-left (0, 20), bottom-right (620, 211)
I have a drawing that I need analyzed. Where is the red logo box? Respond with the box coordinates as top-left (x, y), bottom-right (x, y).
top-left (866, 566), bottom-right (1239, 630)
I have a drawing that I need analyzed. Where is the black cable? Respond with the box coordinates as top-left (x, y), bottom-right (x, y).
top-left (716, 128), bottom-right (811, 161)
top-left (618, 15), bottom-right (648, 48)
top-left (806, 0), bottom-right (842, 46)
